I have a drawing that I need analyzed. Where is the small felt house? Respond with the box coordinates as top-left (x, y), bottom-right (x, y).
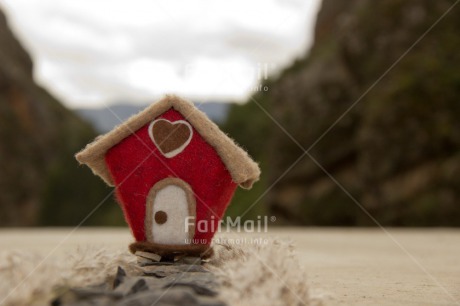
top-left (76, 95), bottom-right (260, 258)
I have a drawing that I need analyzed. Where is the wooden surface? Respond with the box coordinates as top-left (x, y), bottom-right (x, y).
top-left (0, 227), bottom-right (459, 305)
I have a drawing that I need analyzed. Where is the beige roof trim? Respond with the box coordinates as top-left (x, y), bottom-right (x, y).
top-left (75, 95), bottom-right (260, 189)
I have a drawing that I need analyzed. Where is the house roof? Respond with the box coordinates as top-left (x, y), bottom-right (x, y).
top-left (75, 95), bottom-right (260, 189)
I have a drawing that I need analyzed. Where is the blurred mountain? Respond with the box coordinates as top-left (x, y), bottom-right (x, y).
top-left (0, 9), bottom-right (123, 226)
top-left (77, 101), bottom-right (230, 133)
top-left (223, 0), bottom-right (460, 226)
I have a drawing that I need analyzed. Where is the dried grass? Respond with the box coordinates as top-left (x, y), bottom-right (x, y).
top-left (0, 247), bottom-right (137, 306)
top-left (208, 238), bottom-right (323, 306)
top-left (0, 238), bottom-right (322, 306)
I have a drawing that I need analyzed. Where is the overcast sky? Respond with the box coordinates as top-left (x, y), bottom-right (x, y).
top-left (0, 0), bottom-right (321, 108)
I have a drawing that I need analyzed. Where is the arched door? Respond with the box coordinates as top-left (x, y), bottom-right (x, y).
top-left (145, 178), bottom-right (196, 245)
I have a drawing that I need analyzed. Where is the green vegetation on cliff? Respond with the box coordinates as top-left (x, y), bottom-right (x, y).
top-left (223, 0), bottom-right (460, 226)
top-left (0, 10), bottom-right (124, 226)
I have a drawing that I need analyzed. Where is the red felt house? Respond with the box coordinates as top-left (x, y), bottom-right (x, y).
top-left (76, 95), bottom-right (260, 258)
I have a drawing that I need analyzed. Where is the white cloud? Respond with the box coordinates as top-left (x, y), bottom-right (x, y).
top-left (125, 58), bottom-right (181, 93)
top-left (0, 0), bottom-right (321, 108)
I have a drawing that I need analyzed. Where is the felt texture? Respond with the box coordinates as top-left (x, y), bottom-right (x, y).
top-left (149, 185), bottom-right (190, 244)
top-left (149, 119), bottom-right (192, 158)
top-left (105, 109), bottom-right (238, 245)
top-left (154, 211), bottom-right (167, 224)
top-left (145, 177), bottom-right (196, 245)
top-left (76, 95), bottom-right (260, 189)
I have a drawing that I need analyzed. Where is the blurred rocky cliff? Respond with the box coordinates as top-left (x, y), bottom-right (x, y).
top-left (0, 10), bottom-right (122, 226)
top-left (224, 0), bottom-right (460, 225)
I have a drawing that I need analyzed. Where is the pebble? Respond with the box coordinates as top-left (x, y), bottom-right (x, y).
top-left (51, 251), bottom-right (225, 306)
